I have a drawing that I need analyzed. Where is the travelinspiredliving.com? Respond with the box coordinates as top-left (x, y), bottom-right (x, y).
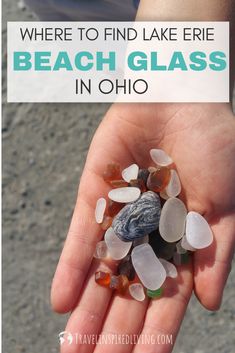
top-left (59, 332), bottom-right (173, 345)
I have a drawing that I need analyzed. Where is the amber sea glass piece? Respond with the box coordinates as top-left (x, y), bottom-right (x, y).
top-left (109, 274), bottom-right (129, 294)
top-left (110, 180), bottom-right (129, 188)
top-left (148, 166), bottom-right (157, 173)
top-left (117, 254), bottom-right (136, 281)
top-left (109, 275), bottom-right (120, 290)
top-left (117, 275), bottom-right (129, 294)
top-left (147, 167), bottom-right (171, 192)
top-left (129, 179), bottom-right (147, 193)
top-left (95, 271), bottom-right (111, 287)
top-left (103, 163), bottom-right (122, 182)
top-left (107, 200), bottom-right (125, 217)
top-left (101, 215), bottom-right (113, 230)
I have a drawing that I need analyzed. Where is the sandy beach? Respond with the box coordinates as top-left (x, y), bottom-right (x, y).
top-left (2, 1), bottom-right (235, 353)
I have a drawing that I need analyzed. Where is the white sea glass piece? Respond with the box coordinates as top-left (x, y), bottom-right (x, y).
top-left (122, 164), bottom-right (139, 182)
top-left (181, 235), bottom-right (196, 251)
top-left (133, 235), bottom-right (149, 247)
top-left (95, 198), bottom-right (106, 224)
top-left (176, 241), bottom-right (187, 254)
top-left (129, 283), bottom-right (145, 301)
top-left (160, 190), bottom-right (169, 200)
top-left (166, 170), bottom-right (181, 198)
top-left (159, 198), bottom-right (187, 242)
top-left (93, 241), bottom-right (108, 259)
top-left (104, 227), bottom-right (132, 260)
top-left (185, 211), bottom-right (213, 249)
top-left (131, 244), bottom-right (166, 290)
top-left (108, 187), bottom-right (140, 203)
top-left (159, 258), bottom-right (178, 278)
top-left (150, 149), bottom-right (173, 167)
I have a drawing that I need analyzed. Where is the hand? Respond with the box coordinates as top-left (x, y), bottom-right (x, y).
top-left (51, 102), bottom-right (235, 353)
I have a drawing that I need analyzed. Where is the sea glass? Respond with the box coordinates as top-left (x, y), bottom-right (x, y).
top-left (101, 216), bottom-right (113, 230)
top-left (104, 227), bottom-right (132, 260)
top-left (147, 167), bottom-right (171, 192)
top-left (122, 164), bottom-right (139, 182)
top-left (108, 187), bottom-right (141, 203)
top-left (147, 287), bottom-right (163, 298)
top-left (103, 163), bottom-right (121, 182)
top-left (185, 211), bottom-right (213, 249)
top-left (150, 149), bottom-right (173, 167)
top-left (159, 197), bottom-right (187, 242)
top-left (93, 241), bottom-right (108, 259)
top-left (95, 271), bottom-right (111, 287)
top-left (117, 254), bottom-right (136, 281)
top-left (166, 169), bottom-right (181, 198)
top-left (129, 283), bottom-right (145, 301)
top-left (138, 169), bottom-right (150, 184)
top-left (110, 274), bottom-right (129, 294)
top-left (129, 178), bottom-right (147, 192)
top-left (159, 258), bottom-right (178, 278)
top-left (131, 244), bottom-right (166, 290)
top-left (149, 229), bottom-right (176, 260)
top-left (110, 180), bottom-right (129, 188)
top-left (107, 200), bottom-right (125, 217)
top-left (95, 198), bottom-right (106, 224)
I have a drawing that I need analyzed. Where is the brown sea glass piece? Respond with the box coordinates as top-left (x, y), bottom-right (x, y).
top-left (107, 200), bottom-right (124, 217)
top-left (110, 180), bottom-right (129, 188)
top-left (109, 274), bottom-right (129, 294)
top-left (95, 271), bottom-right (111, 287)
top-left (117, 275), bottom-right (129, 294)
top-left (147, 167), bottom-right (171, 192)
top-left (100, 215), bottom-right (113, 230)
top-left (129, 178), bottom-right (147, 193)
top-left (117, 254), bottom-right (135, 281)
top-left (148, 166), bottom-right (157, 173)
top-left (103, 163), bottom-right (122, 182)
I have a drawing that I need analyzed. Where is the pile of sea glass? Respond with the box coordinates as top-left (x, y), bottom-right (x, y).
top-left (94, 149), bottom-right (213, 301)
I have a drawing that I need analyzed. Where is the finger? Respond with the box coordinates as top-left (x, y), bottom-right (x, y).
top-left (51, 169), bottom-right (109, 313)
top-left (93, 286), bottom-right (149, 353)
top-left (194, 213), bottom-right (235, 311)
top-left (60, 258), bottom-right (117, 353)
top-left (133, 263), bottom-right (193, 353)
top-left (51, 109), bottom-right (139, 313)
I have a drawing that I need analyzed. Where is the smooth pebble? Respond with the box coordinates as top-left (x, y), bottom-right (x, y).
top-left (108, 187), bottom-right (140, 203)
top-left (166, 170), bottom-right (181, 197)
top-left (185, 211), bottom-right (213, 249)
top-left (93, 241), bottom-right (108, 259)
top-left (159, 258), bottom-right (178, 278)
top-left (150, 149), bottom-right (173, 167)
top-left (95, 198), bottom-right (106, 224)
top-left (131, 243), bottom-right (166, 290)
top-left (113, 191), bottom-right (161, 241)
top-left (104, 227), bottom-right (132, 260)
top-left (129, 283), bottom-right (145, 301)
top-left (122, 164), bottom-right (139, 182)
top-left (159, 198), bottom-right (187, 242)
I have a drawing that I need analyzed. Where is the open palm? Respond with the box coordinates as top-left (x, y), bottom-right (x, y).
top-left (51, 102), bottom-right (235, 353)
